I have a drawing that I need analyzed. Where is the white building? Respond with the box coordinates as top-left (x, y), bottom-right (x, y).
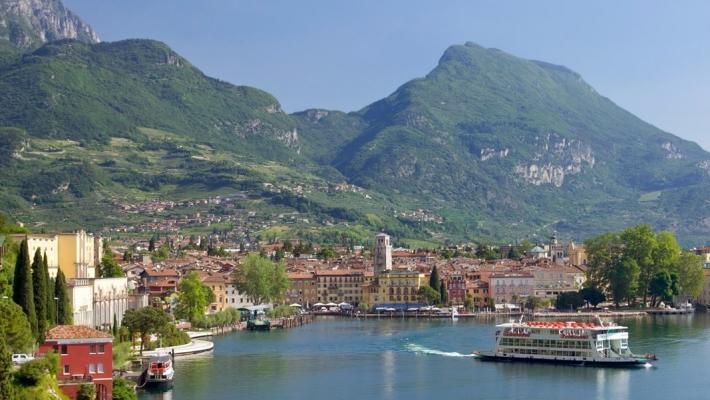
top-left (68, 277), bottom-right (130, 329)
top-left (225, 284), bottom-right (255, 309)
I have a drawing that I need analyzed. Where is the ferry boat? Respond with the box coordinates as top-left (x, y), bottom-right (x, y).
top-left (475, 317), bottom-right (657, 367)
top-left (144, 353), bottom-right (174, 389)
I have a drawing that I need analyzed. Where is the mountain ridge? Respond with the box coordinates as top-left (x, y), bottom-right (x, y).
top-left (0, 1), bottom-right (707, 245)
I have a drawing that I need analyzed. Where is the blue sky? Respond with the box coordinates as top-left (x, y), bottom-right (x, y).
top-left (64, 0), bottom-right (710, 150)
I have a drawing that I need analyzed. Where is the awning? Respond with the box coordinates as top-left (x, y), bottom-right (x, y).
top-left (289, 303), bottom-right (302, 308)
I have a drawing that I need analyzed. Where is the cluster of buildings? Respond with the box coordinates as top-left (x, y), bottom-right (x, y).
top-left (8, 231), bottom-right (134, 329)
top-left (281, 233), bottom-right (589, 311)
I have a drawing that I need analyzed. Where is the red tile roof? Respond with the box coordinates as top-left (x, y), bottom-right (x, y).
top-left (46, 325), bottom-right (112, 340)
top-left (144, 268), bottom-right (179, 277)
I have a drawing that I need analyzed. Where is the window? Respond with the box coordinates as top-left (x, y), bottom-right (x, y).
top-left (97, 363), bottom-right (104, 373)
top-left (90, 344), bottom-right (96, 353)
top-left (98, 344), bottom-right (105, 354)
top-left (63, 365), bottom-right (70, 374)
top-left (89, 364), bottom-right (96, 374)
top-left (61, 345), bottom-right (68, 355)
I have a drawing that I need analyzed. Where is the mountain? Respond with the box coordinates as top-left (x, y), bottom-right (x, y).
top-left (0, 0), bottom-right (98, 49)
top-left (0, 1), bottom-right (707, 245)
top-left (0, 39), bottom-right (301, 150)
top-left (300, 43), bottom-right (710, 243)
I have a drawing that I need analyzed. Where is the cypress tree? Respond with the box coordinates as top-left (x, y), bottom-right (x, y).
top-left (31, 248), bottom-right (48, 341)
top-left (12, 239), bottom-right (37, 337)
top-left (44, 252), bottom-right (55, 326)
top-left (54, 268), bottom-right (72, 325)
top-left (429, 266), bottom-right (440, 294)
top-left (439, 281), bottom-right (448, 305)
top-left (113, 314), bottom-right (118, 337)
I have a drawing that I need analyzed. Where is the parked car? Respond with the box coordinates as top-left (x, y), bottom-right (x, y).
top-left (12, 354), bottom-right (34, 365)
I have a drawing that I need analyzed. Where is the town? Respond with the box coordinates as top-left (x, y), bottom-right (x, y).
top-left (1, 219), bottom-right (709, 399)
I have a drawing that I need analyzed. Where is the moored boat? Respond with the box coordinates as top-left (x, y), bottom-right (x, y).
top-left (144, 352), bottom-right (174, 389)
top-left (475, 317), bottom-right (656, 367)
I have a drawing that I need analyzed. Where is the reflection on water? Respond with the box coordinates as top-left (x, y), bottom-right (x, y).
top-left (597, 368), bottom-right (630, 400)
top-left (140, 313), bottom-right (710, 400)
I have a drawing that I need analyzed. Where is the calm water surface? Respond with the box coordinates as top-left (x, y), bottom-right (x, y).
top-left (139, 314), bottom-right (710, 400)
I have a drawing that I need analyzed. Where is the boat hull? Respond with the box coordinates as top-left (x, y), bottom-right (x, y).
top-left (475, 351), bottom-right (650, 367)
top-left (144, 378), bottom-right (174, 391)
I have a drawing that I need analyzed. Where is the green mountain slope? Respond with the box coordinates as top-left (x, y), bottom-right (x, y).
top-left (0, 39), bottom-right (301, 152)
top-left (321, 43), bottom-right (710, 243)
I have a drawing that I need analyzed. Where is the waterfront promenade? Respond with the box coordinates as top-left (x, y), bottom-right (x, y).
top-left (142, 338), bottom-right (214, 357)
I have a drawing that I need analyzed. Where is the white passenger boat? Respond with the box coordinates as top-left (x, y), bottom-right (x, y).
top-left (475, 317), bottom-right (657, 367)
top-left (145, 352), bottom-right (174, 389)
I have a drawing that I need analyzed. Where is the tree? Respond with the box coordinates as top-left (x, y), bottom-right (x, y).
top-left (417, 285), bottom-right (440, 305)
top-left (113, 314), bottom-right (119, 337)
top-left (607, 257), bottom-right (640, 308)
top-left (555, 292), bottom-right (584, 310)
top-left (585, 232), bottom-right (625, 289)
top-left (0, 336), bottom-right (15, 400)
top-left (508, 247), bottom-right (521, 259)
top-left (77, 383), bottom-right (96, 400)
top-left (317, 246), bottom-right (337, 261)
top-left (234, 254), bottom-right (289, 305)
top-left (112, 377), bottom-right (138, 400)
top-left (174, 272), bottom-right (213, 323)
top-left (463, 295), bottom-right (473, 312)
top-left (620, 224), bottom-right (657, 306)
top-left (43, 253), bottom-right (55, 326)
top-left (122, 307), bottom-right (170, 355)
top-left (429, 266), bottom-right (440, 295)
top-left (31, 248), bottom-right (48, 341)
top-left (0, 300), bottom-right (34, 353)
top-left (673, 252), bottom-right (705, 299)
top-left (649, 271), bottom-right (673, 307)
top-left (439, 281), bottom-right (448, 305)
top-left (12, 239), bottom-right (37, 338)
top-left (525, 296), bottom-right (545, 311)
top-left (99, 252), bottom-right (123, 278)
top-left (148, 237), bottom-right (156, 252)
top-left (54, 268), bottom-right (72, 325)
top-left (579, 286), bottom-right (605, 308)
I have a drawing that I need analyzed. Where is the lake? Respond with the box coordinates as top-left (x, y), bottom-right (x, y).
top-left (139, 313), bottom-right (710, 400)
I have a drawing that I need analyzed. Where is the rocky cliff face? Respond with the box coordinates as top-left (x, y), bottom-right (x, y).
top-left (0, 0), bottom-right (98, 49)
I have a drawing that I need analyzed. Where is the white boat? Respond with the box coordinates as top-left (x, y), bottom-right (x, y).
top-left (145, 352), bottom-right (174, 389)
top-left (475, 317), bottom-right (657, 367)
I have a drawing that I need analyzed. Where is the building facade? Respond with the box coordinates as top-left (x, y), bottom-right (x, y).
top-left (447, 273), bottom-right (466, 305)
top-left (58, 231), bottom-right (98, 279)
top-left (285, 272), bottom-right (317, 307)
top-left (489, 273), bottom-right (534, 305)
top-left (315, 269), bottom-right (364, 304)
top-left (362, 269), bottom-right (425, 307)
top-left (38, 325), bottom-right (113, 400)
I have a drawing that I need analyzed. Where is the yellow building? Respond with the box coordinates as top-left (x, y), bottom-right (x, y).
top-left (57, 231), bottom-right (98, 279)
top-left (567, 242), bottom-right (587, 266)
top-left (10, 230), bottom-right (100, 278)
top-left (201, 272), bottom-right (230, 313)
top-left (315, 269), bottom-right (364, 304)
top-left (362, 269), bottom-right (425, 306)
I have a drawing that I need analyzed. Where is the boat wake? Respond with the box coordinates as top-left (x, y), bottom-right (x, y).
top-left (406, 343), bottom-right (476, 358)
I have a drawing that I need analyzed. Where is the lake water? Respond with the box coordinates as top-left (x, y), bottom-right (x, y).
top-left (139, 313), bottom-right (710, 400)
